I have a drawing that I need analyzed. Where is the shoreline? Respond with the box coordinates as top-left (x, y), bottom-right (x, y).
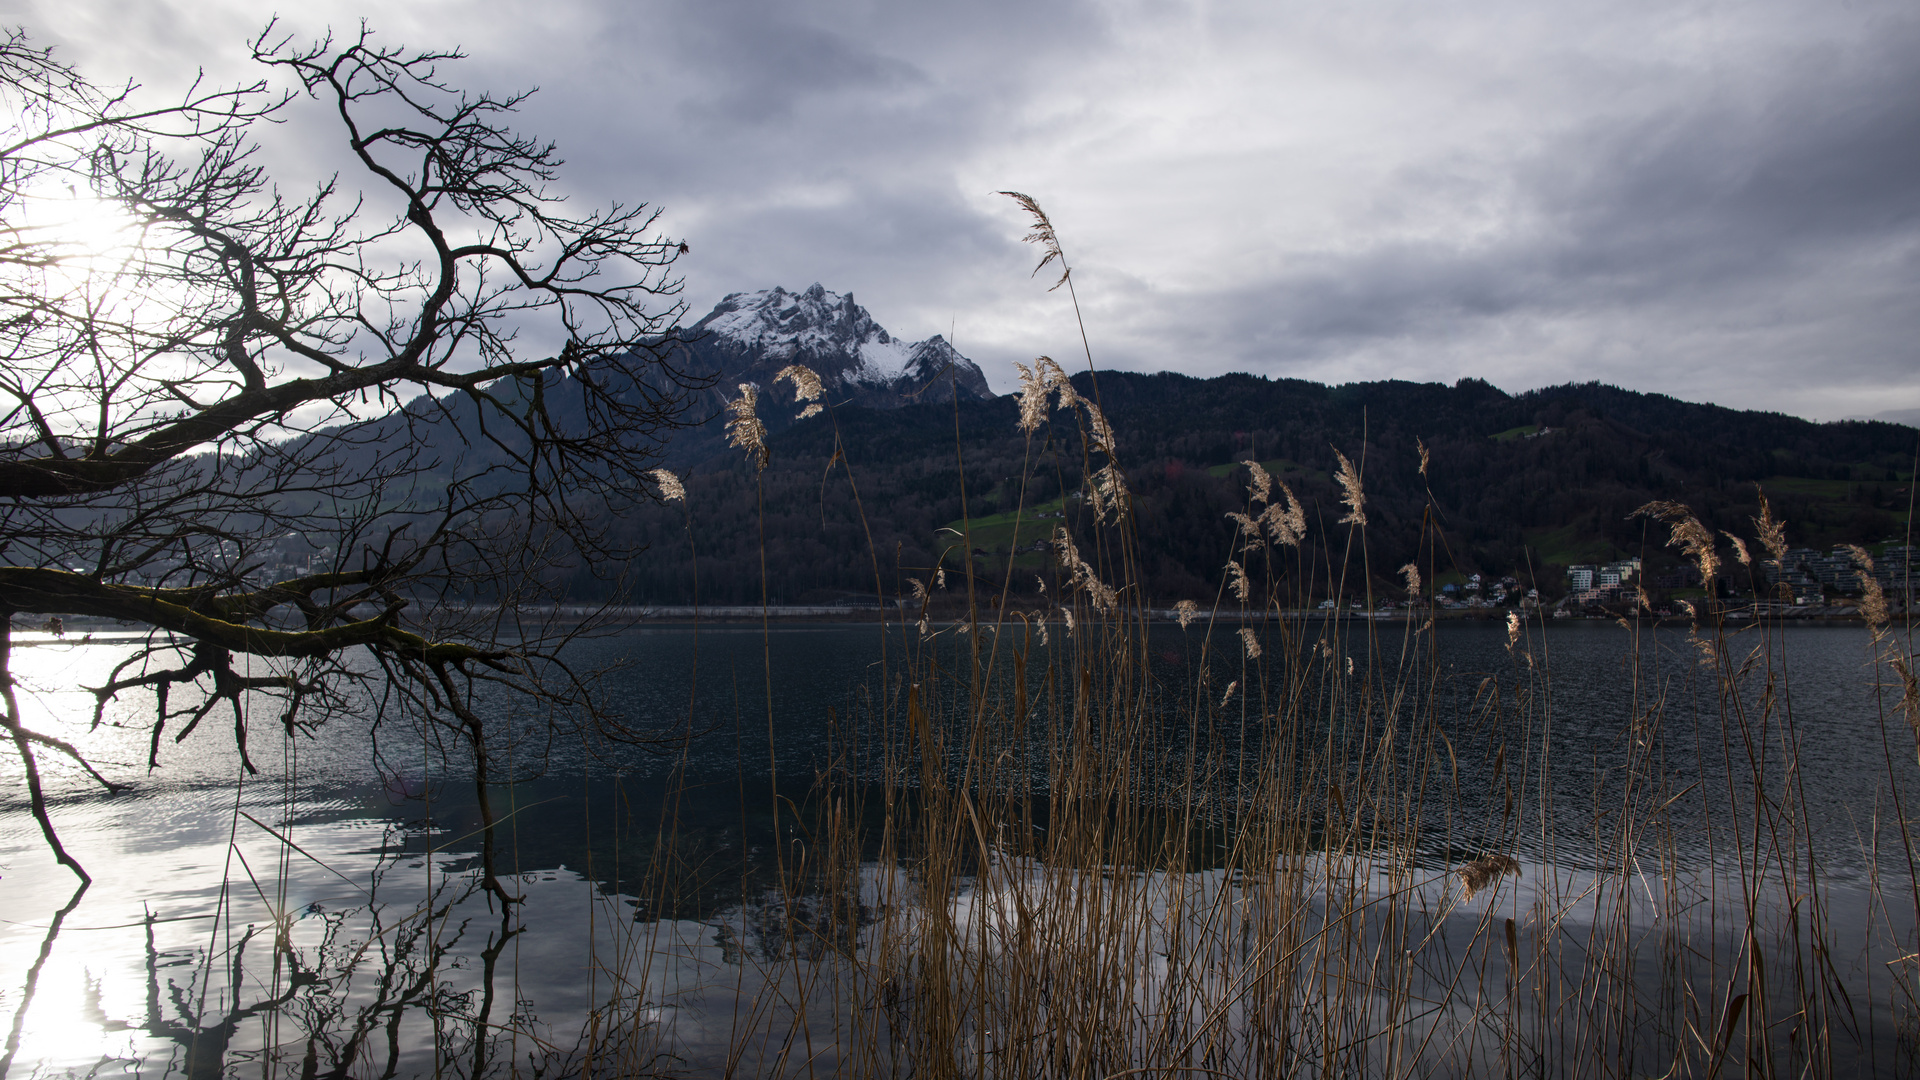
top-left (7, 604), bottom-right (1882, 643)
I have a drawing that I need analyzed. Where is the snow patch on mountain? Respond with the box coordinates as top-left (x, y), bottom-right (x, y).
top-left (856, 336), bottom-right (916, 383)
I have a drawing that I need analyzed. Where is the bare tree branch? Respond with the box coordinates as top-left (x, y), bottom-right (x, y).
top-left (0, 23), bottom-right (706, 886)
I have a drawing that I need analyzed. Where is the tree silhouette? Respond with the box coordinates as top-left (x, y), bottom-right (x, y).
top-left (0, 25), bottom-right (705, 891)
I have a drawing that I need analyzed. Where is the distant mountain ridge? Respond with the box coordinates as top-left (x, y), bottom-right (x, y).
top-left (290, 286), bottom-right (1919, 607)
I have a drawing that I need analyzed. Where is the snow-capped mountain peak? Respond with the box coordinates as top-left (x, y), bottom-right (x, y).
top-left (691, 284), bottom-right (990, 398)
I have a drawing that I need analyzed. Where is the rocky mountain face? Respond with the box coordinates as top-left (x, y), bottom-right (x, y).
top-left (673, 284), bottom-right (993, 419)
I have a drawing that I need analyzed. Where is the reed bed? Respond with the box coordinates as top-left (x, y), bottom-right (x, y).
top-left (595, 452), bottom-right (1919, 1078)
top-left (559, 198), bottom-right (1920, 1076)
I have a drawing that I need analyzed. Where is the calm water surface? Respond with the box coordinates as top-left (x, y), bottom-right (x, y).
top-left (1, 620), bottom-right (1912, 1076)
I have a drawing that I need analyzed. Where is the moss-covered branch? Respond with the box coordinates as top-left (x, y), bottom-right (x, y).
top-left (0, 567), bottom-right (506, 665)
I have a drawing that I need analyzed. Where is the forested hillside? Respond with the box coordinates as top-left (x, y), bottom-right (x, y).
top-left (604, 372), bottom-right (1918, 606)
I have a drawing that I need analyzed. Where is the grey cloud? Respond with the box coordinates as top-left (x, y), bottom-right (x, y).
top-left (17, 0), bottom-right (1916, 419)
top-left (658, 2), bottom-right (930, 127)
top-left (1075, 14), bottom-right (1920, 416)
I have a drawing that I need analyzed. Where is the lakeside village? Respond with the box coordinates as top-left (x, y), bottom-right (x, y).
top-left (1379, 543), bottom-right (1917, 621)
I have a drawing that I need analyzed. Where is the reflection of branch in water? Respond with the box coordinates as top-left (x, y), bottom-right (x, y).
top-left (136, 914), bottom-right (318, 1080)
top-left (102, 851), bottom-right (503, 1080)
top-left (469, 900), bottom-right (523, 1080)
top-left (257, 851), bottom-right (487, 1079)
top-left (6, 834), bottom-right (722, 1079)
top-left (0, 879), bottom-right (89, 1079)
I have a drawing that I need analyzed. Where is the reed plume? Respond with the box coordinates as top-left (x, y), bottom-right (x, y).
top-left (649, 468), bottom-right (685, 503)
top-left (1400, 562), bottom-right (1422, 598)
top-left (1262, 481), bottom-right (1307, 546)
top-left (1226, 512), bottom-right (1263, 549)
top-left (1242, 460), bottom-right (1273, 503)
top-left (1457, 854), bottom-right (1522, 899)
top-left (725, 382), bottom-right (769, 470)
top-left (1090, 462), bottom-right (1130, 524)
top-left (999, 190), bottom-right (1070, 290)
top-left (1226, 559), bottom-right (1251, 602)
top-left (1753, 486), bottom-right (1789, 561)
top-left (1238, 627), bottom-right (1261, 659)
top-left (1053, 527), bottom-right (1120, 614)
top-left (1173, 599), bottom-right (1199, 629)
top-left (1333, 448), bottom-right (1367, 527)
top-left (1084, 401), bottom-right (1117, 457)
top-left (1846, 545), bottom-right (1889, 640)
top-left (1724, 532), bottom-right (1751, 567)
top-left (1893, 653), bottom-right (1920, 763)
top-left (1037, 355), bottom-right (1078, 408)
top-left (774, 364), bottom-right (826, 419)
top-left (1634, 501), bottom-right (1719, 584)
top-left (1013, 360), bottom-right (1050, 433)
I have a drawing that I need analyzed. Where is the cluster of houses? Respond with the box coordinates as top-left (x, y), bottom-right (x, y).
top-left (1550, 546), bottom-right (1916, 611)
top-left (1563, 559), bottom-right (1645, 605)
top-left (1436, 573), bottom-right (1535, 610)
top-left (1763, 545), bottom-right (1915, 605)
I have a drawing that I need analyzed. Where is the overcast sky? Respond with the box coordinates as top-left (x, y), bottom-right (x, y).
top-left (15, 0), bottom-right (1920, 423)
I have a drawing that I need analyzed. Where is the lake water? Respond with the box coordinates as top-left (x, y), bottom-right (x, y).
top-left (2, 619), bottom-right (1915, 1077)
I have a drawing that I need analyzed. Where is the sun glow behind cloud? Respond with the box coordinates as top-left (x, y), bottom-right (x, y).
top-left (12, 186), bottom-right (149, 288)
